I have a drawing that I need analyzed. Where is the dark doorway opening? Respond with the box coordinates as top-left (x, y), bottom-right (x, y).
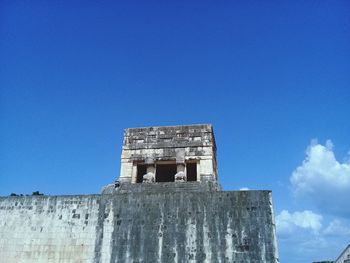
top-left (156, 164), bottom-right (177, 182)
top-left (186, 163), bottom-right (197, 181)
top-left (137, 164), bottom-right (147, 183)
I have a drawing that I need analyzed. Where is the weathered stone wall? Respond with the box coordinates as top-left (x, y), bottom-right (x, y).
top-left (0, 188), bottom-right (278, 263)
top-left (0, 195), bottom-right (101, 263)
top-left (123, 124), bottom-right (216, 151)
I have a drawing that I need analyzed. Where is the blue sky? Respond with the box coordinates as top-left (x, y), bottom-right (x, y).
top-left (1, 1), bottom-right (349, 262)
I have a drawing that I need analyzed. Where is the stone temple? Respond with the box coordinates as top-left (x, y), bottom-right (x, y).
top-left (0, 124), bottom-right (279, 262)
top-left (119, 124), bottom-right (218, 184)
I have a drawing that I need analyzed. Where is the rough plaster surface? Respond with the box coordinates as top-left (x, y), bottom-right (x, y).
top-left (0, 187), bottom-right (278, 263)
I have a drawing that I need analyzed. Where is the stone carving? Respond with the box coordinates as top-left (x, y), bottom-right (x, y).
top-left (143, 172), bottom-right (155, 183)
top-left (101, 180), bottom-right (121, 194)
top-left (114, 180), bottom-right (121, 188)
top-left (175, 171), bottom-right (186, 182)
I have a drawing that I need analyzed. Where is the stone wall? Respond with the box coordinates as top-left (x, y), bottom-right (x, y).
top-left (0, 195), bottom-right (101, 263)
top-left (0, 188), bottom-right (279, 263)
top-left (119, 124), bottom-right (218, 183)
top-left (123, 124), bottom-right (216, 151)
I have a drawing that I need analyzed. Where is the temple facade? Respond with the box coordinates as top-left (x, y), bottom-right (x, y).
top-left (119, 124), bottom-right (217, 184)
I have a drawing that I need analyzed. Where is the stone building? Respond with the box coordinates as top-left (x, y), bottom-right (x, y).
top-left (335, 244), bottom-right (350, 263)
top-left (314, 244), bottom-right (350, 263)
top-left (0, 124), bottom-right (279, 263)
top-left (118, 124), bottom-right (217, 184)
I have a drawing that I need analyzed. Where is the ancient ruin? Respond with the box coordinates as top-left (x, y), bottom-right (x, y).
top-left (119, 124), bottom-right (217, 184)
top-left (0, 124), bottom-right (279, 262)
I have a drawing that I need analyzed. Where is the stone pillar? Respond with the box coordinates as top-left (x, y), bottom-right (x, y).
top-left (143, 157), bottom-right (155, 183)
top-left (119, 161), bottom-right (133, 183)
top-left (196, 161), bottom-right (200, 181)
top-left (146, 165), bottom-right (155, 174)
top-left (174, 148), bottom-right (186, 182)
top-left (175, 163), bottom-right (186, 182)
top-left (131, 164), bottom-right (137, 184)
top-left (199, 158), bottom-right (214, 181)
top-left (177, 163), bottom-right (185, 173)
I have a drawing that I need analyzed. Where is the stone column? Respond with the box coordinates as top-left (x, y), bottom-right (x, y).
top-left (131, 164), bottom-right (138, 184)
top-left (119, 161), bottom-right (133, 183)
top-left (143, 157), bottom-right (155, 183)
top-left (175, 163), bottom-right (186, 182)
top-left (146, 165), bottom-right (155, 174)
top-left (175, 148), bottom-right (186, 182)
top-left (199, 158), bottom-right (214, 181)
top-left (196, 161), bottom-right (200, 181)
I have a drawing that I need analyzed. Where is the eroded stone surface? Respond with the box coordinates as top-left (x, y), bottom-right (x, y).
top-left (0, 189), bottom-right (279, 263)
top-left (119, 124), bottom-right (218, 183)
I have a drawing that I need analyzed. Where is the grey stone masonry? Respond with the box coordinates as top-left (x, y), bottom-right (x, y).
top-left (119, 124), bottom-right (218, 184)
top-left (0, 189), bottom-right (279, 263)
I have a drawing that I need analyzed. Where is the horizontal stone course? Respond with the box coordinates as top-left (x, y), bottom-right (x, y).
top-left (0, 188), bottom-right (278, 263)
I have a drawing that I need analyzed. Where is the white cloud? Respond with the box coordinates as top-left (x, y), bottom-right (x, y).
top-left (276, 210), bottom-right (323, 235)
top-left (277, 140), bottom-right (350, 262)
top-left (239, 187), bottom-right (249, 191)
top-left (323, 219), bottom-right (350, 236)
top-left (290, 140), bottom-right (350, 215)
top-left (275, 209), bottom-right (350, 262)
